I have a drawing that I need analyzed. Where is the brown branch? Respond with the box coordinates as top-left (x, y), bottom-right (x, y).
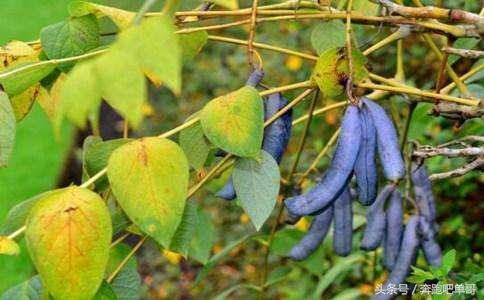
top-left (430, 102), bottom-right (484, 122)
top-left (442, 46), bottom-right (484, 59)
top-left (413, 147), bottom-right (484, 158)
top-left (370, 0), bottom-right (484, 26)
top-left (429, 156), bottom-right (484, 180)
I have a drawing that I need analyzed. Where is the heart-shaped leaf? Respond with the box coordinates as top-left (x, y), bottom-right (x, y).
top-left (233, 150), bottom-right (280, 230)
top-left (107, 137), bottom-right (189, 247)
top-left (200, 86), bottom-right (263, 159)
top-left (25, 186), bottom-right (112, 300)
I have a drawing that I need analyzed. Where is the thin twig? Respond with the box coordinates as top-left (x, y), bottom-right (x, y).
top-left (107, 235), bottom-right (148, 283)
top-left (442, 46), bottom-right (484, 59)
top-left (413, 147), bottom-right (484, 158)
top-left (429, 157), bottom-right (484, 180)
top-left (247, 0), bottom-right (260, 69)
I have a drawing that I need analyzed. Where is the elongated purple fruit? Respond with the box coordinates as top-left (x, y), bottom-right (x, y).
top-left (361, 184), bottom-right (395, 250)
top-left (374, 216), bottom-right (420, 300)
top-left (285, 106), bottom-right (362, 216)
top-left (289, 207), bottom-right (333, 261)
top-left (332, 187), bottom-right (353, 256)
top-left (245, 68), bottom-right (264, 87)
top-left (383, 189), bottom-right (403, 270)
top-left (354, 106), bottom-right (378, 206)
top-left (362, 98), bottom-right (405, 181)
top-left (411, 162), bottom-right (437, 224)
top-left (418, 217), bottom-right (442, 267)
top-left (263, 93), bottom-right (293, 163)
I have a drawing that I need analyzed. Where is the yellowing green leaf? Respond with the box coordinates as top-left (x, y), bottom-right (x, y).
top-left (10, 85), bottom-right (38, 122)
top-left (213, 0), bottom-right (239, 10)
top-left (58, 62), bottom-right (101, 129)
top-left (95, 49), bottom-right (146, 128)
top-left (0, 237), bottom-right (20, 256)
top-left (311, 48), bottom-right (368, 98)
top-left (115, 16), bottom-right (181, 94)
top-left (107, 138), bottom-right (189, 248)
top-left (0, 41), bottom-right (35, 57)
top-left (25, 186), bottom-right (112, 300)
top-left (0, 91), bottom-right (16, 167)
top-left (40, 14), bottom-right (100, 71)
top-left (69, 1), bottom-right (135, 30)
top-left (0, 61), bottom-right (55, 97)
top-left (200, 86), bottom-right (263, 159)
top-left (233, 150), bottom-right (280, 230)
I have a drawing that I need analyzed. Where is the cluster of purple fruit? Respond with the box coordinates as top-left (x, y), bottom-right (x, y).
top-left (284, 98), bottom-right (442, 299)
top-left (215, 70), bottom-right (442, 299)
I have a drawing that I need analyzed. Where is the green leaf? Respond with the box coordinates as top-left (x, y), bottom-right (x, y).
top-left (200, 86), bottom-right (264, 159)
top-left (69, 1), bottom-right (135, 30)
top-left (311, 254), bottom-right (363, 299)
top-left (107, 137), bottom-right (189, 248)
top-left (83, 137), bottom-right (132, 190)
top-left (0, 192), bottom-right (50, 235)
top-left (266, 266), bottom-right (292, 287)
top-left (95, 49), bottom-right (146, 128)
top-left (233, 150), bottom-right (280, 230)
top-left (115, 16), bottom-right (181, 94)
top-left (179, 31), bottom-right (208, 63)
top-left (440, 249), bottom-right (456, 276)
top-left (195, 235), bottom-right (250, 285)
top-left (0, 62), bottom-right (55, 97)
top-left (40, 14), bottom-right (100, 72)
top-left (310, 21), bottom-right (346, 55)
top-left (311, 48), bottom-right (368, 98)
top-left (188, 208), bottom-right (215, 264)
top-left (179, 114), bottom-right (212, 170)
top-left (169, 202), bottom-right (198, 257)
top-left (0, 237), bottom-right (20, 256)
top-left (0, 92), bottom-right (16, 167)
top-left (0, 275), bottom-right (43, 300)
top-left (407, 266), bottom-right (436, 284)
top-left (25, 186), bottom-right (112, 300)
top-left (352, 0), bottom-right (379, 16)
top-left (58, 62), bottom-right (101, 129)
top-left (107, 244), bottom-right (141, 300)
top-left (93, 281), bottom-right (118, 300)
top-left (212, 0), bottom-right (239, 9)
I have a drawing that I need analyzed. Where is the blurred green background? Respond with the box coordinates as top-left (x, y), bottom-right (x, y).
top-left (0, 0), bottom-right (482, 298)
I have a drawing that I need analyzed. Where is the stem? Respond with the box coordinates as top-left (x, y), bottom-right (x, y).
top-left (208, 35), bottom-right (318, 61)
top-left (440, 63), bottom-right (484, 95)
top-left (422, 34), bottom-right (469, 96)
top-left (363, 27), bottom-right (409, 56)
top-left (187, 155), bottom-right (233, 198)
top-left (442, 47), bottom-right (484, 59)
top-left (357, 82), bottom-right (479, 106)
top-left (400, 101), bottom-right (416, 152)
top-left (107, 235), bottom-right (148, 283)
top-left (111, 232), bottom-right (130, 248)
top-left (7, 225), bottom-right (26, 240)
top-left (247, 0), bottom-right (260, 68)
top-left (286, 90), bottom-right (318, 183)
top-left (80, 168), bottom-right (108, 188)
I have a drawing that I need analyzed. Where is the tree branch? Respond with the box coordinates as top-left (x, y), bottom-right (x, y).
top-left (442, 46), bottom-right (484, 59)
top-left (413, 146), bottom-right (484, 158)
top-left (429, 156), bottom-right (484, 180)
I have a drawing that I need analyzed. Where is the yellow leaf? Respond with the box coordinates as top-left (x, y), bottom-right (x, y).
top-left (69, 1), bottom-right (135, 30)
top-left (10, 84), bottom-right (39, 121)
top-left (0, 236), bottom-right (20, 256)
top-left (286, 55), bottom-right (303, 71)
top-left (163, 250), bottom-right (182, 265)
